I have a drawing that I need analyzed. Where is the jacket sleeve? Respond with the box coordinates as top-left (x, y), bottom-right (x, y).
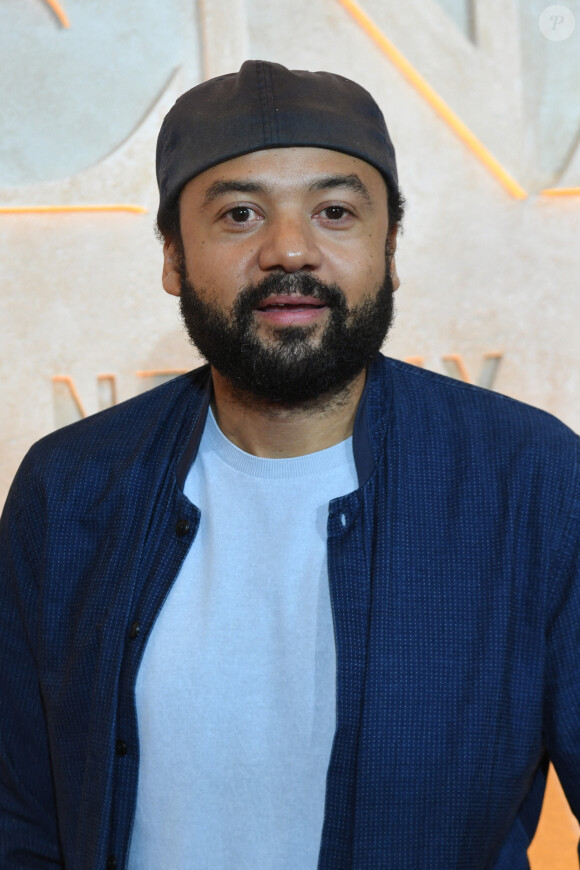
top-left (543, 448), bottom-right (580, 857)
top-left (0, 464), bottom-right (64, 867)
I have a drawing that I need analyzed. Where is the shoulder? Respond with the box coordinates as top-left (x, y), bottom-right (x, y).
top-left (9, 365), bottom-right (211, 511)
top-left (374, 356), bottom-right (580, 579)
top-left (370, 355), bottom-right (579, 506)
top-left (375, 354), bottom-right (578, 449)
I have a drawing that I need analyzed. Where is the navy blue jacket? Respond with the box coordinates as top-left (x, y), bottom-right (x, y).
top-left (1, 355), bottom-right (579, 869)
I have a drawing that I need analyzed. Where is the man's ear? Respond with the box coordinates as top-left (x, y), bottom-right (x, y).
top-left (387, 226), bottom-right (400, 292)
top-left (162, 240), bottom-right (182, 297)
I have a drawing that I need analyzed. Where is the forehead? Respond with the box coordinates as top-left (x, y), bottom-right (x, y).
top-left (179, 146), bottom-right (388, 206)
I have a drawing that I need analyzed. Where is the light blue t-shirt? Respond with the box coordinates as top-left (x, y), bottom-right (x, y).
top-left (128, 407), bottom-right (358, 869)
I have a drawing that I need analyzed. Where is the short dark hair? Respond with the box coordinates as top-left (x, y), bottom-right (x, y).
top-left (387, 183), bottom-right (406, 232)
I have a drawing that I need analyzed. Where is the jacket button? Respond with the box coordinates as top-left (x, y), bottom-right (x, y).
top-left (175, 518), bottom-right (190, 537)
top-left (106, 857), bottom-right (117, 870)
top-left (115, 739), bottom-right (128, 757)
top-left (128, 620), bottom-right (141, 640)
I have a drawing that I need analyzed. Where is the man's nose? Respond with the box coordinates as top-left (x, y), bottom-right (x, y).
top-left (257, 214), bottom-right (322, 273)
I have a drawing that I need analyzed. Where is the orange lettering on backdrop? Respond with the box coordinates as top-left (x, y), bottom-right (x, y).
top-left (51, 371), bottom-right (187, 429)
top-left (97, 374), bottom-right (117, 411)
top-left (527, 766), bottom-right (580, 869)
top-left (51, 375), bottom-right (87, 428)
top-left (135, 369), bottom-right (188, 390)
top-left (442, 351), bottom-right (503, 389)
top-left (39, 0), bottom-right (70, 28)
top-left (52, 358), bottom-right (506, 428)
top-left (0, 205), bottom-right (147, 214)
top-left (403, 352), bottom-right (504, 390)
top-left (333, 0), bottom-right (528, 199)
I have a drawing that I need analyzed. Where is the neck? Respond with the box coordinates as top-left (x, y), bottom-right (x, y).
top-left (210, 368), bottom-right (367, 458)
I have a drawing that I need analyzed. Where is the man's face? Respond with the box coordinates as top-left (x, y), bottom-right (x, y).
top-left (163, 147), bottom-right (399, 406)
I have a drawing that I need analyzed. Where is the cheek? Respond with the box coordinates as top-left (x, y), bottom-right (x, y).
top-left (233, 248), bottom-right (257, 285)
top-left (364, 236), bottom-right (389, 280)
top-left (334, 243), bottom-right (385, 293)
top-left (183, 242), bottom-right (217, 286)
top-left (188, 241), bottom-right (257, 285)
top-left (184, 247), bottom-right (256, 312)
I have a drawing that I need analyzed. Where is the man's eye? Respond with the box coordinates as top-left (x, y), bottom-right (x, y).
top-left (322, 206), bottom-right (348, 220)
top-left (229, 206), bottom-right (254, 222)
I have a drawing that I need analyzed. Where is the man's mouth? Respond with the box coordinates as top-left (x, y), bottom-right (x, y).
top-left (256, 295), bottom-right (326, 310)
top-left (254, 294), bottom-right (328, 324)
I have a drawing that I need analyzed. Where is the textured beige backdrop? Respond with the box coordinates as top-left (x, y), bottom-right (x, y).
top-left (1, 0), bottom-right (579, 862)
top-left (2, 0), bottom-right (579, 505)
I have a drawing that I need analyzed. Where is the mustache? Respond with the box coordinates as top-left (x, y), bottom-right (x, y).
top-left (233, 272), bottom-right (347, 311)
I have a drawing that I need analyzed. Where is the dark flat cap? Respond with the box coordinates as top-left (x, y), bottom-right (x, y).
top-left (156, 60), bottom-right (398, 223)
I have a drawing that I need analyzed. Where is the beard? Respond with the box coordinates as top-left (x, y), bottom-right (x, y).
top-left (178, 264), bottom-right (395, 408)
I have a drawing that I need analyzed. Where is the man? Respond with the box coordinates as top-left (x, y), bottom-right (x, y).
top-left (0, 60), bottom-right (579, 870)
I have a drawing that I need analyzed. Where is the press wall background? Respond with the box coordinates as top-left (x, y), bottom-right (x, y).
top-left (1, 0), bottom-right (579, 864)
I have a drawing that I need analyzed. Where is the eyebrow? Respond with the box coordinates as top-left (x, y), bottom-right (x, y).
top-left (203, 180), bottom-right (266, 206)
top-left (307, 174), bottom-right (373, 205)
top-left (202, 173), bottom-right (373, 207)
